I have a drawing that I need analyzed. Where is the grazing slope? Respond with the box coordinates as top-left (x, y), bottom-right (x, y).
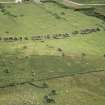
top-left (0, 3), bottom-right (104, 35)
top-left (0, 1), bottom-right (105, 105)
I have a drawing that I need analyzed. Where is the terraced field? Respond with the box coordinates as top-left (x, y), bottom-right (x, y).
top-left (0, 1), bottom-right (105, 105)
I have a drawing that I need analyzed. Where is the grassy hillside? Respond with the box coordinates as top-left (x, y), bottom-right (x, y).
top-left (0, 37), bottom-right (105, 86)
top-left (1, 70), bottom-right (105, 105)
top-left (0, 1), bottom-right (105, 105)
top-left (0, 3), bottom-right (104, 36)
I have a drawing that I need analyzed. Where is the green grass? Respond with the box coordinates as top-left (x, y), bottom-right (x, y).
top-left (1, 71), bottom-right (105, 105)
top-left (0, 2), bottom-right (104, 36)
top-left (0, 31), bottom-right (105, 104)
top-left (0, 1), bottom-right (105, 105)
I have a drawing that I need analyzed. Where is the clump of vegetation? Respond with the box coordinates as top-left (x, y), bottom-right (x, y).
top-left (50, 90), bottom-right (57, 95)
top-left (20, 14), bottom-right (24, 17)
top-left (62, 52), bottom-right (65, 57)
top-left (72, 31), bottom-right (79, 35)
top-left (5, 31), bottom-right (9, 34)
top-left (44, 95), bottom-right (55, 104)
top-left (23, 46), bottom-right (28, 49)
top-left (42, 82), bottom-right (49, 88)
top-left (3, 69), bottom-right (9, 74)
top-left (24, 37), bottom-right (29, 40)
top-left (81, 53), bottom-right (86, 61)
top-left (81, 53), bottom-right (86, 58)
top-left (52, 13), bottom-right (61, 19)
top-left (57, 48), bottom-right (63, 52)
top-left (43, 89), bottom-right (57, 104)
top-left (61, 12), bottom-right (65, 15)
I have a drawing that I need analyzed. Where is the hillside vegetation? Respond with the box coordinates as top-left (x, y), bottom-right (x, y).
top-left (0, 1), bottom-right (105, 105)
